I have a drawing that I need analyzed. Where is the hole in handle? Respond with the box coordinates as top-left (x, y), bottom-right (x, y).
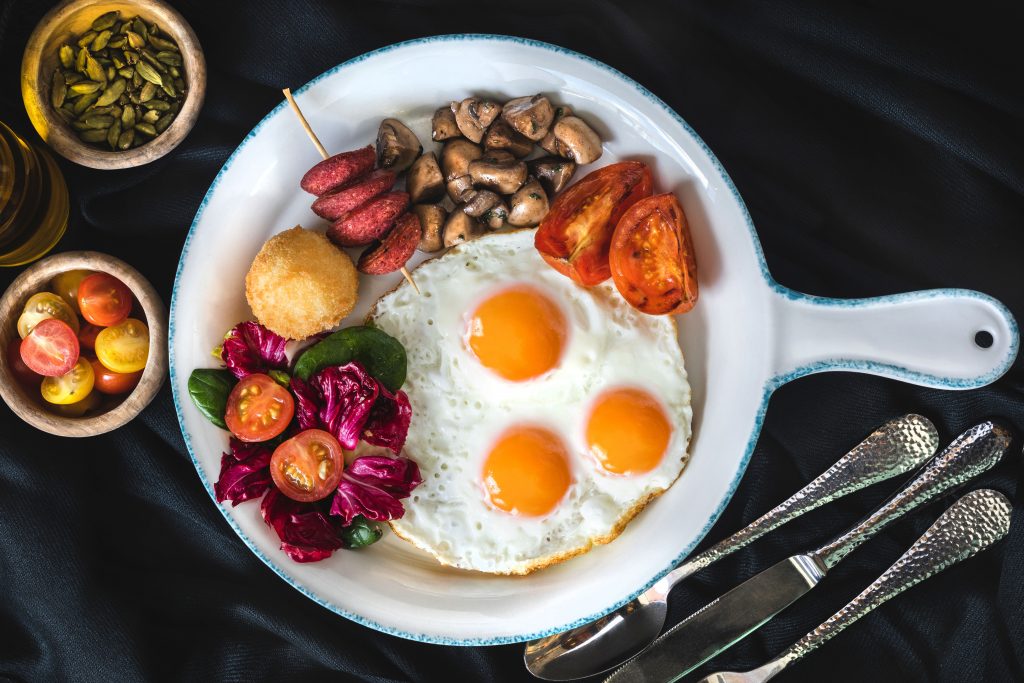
top-left (975, 330), bottom-right (994, 349)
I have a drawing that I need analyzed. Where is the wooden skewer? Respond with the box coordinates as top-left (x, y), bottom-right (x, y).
top-left (282, 88), bottom-right (420, 294)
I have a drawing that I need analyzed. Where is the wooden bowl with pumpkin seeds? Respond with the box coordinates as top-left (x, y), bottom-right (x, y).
top-left (21, 0), bottom-right (205, 169)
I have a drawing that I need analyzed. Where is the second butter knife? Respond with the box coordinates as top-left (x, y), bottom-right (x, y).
top-left (604, 420), bottom-right (1011, 683)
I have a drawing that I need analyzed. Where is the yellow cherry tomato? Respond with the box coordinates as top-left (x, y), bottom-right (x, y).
top-left (50, 269), bottom-right (95, 314)
top-left (50, 389), bottom-right (102, 417)
top-left (41, 357), bottom-right (95, 405)
top-left (95, 318), bottom-right (150, 373)
top-left (17, 292), bottom-right (80, 338)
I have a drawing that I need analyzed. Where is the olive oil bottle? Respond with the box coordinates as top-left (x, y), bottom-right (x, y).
top-left (0, 120), bottom-right (69, 267)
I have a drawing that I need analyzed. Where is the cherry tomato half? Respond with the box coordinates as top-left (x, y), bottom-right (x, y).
top-left (41, 357), bottom-right (94, 405)
top-left (78, 323), bottom-right (103, 351)
top-left (50, 389), bottom-right (102, 417)
top-left (270, 429), bottom-right (345, 502)
top-left (90, 358), bottom-right (142, 395)
top-left (20, 318), bottom-right (80, 377)
top-left (7, 338), bottom-right (42, 388)
top-left (94, 318), bottom-right (149, 374)
top-left (77, 273), bottom-right (133, 327)
top-left (17, 292), bottom-right (80, 338)
top-left (50, 269), bottom-right (95, 314)
top-left (224, 373), bottom-right (295, 443)
top-left (534, 161), bottom-right (652, 286)
top-left (610, 193), bottom-right (699, 315)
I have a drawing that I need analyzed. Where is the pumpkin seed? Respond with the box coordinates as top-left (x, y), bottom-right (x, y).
top-left (135, 122), bottom-right (157, 136)
top-left (77, 31), bottom-right (98, 48)
top-left (92, 29), bottom-right (112, 51)
top-left (107, 120), bottom-right (121, 149)
top-left (79, 128), bottom-right (108, 143)
top-left (135, 60), bottom-right (162, 86)
top-left (96, 78), bottom-right (127, 106)
top-left (59, 45), bottom-right (74, 68)
top-left (51, 70), bottom-right (66, 108)
top-left (70, 80), bottom-right (103, 95)
top-left (91, 11), bottom-right (119, 31)
top-left (117, 129), bottom-right (135, 150)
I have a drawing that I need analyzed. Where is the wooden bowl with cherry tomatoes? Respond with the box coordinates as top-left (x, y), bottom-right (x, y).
top-left (0, 251), bottom-right (167, 436)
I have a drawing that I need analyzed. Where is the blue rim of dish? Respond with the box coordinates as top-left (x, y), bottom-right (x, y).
top-left (169, 34), bottom-right (1019, 646)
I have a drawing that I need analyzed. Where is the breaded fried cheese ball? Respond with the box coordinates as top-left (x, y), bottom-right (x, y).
top-left (245, 226), bottom-right (358, 339)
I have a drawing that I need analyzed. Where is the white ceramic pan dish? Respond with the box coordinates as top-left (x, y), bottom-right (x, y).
top-left (170, 35), bottom-right (1018, 645)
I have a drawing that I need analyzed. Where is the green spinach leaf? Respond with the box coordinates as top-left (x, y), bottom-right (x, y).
top-left (186, 368), bottom-right (236, 429)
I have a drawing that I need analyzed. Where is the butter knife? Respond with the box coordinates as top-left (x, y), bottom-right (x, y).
top-left (604, 421), bottom-right (1011, 683)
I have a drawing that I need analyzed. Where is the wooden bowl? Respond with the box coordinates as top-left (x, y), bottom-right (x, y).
top-left (20, 0), bottom-right (206, 169)
top-left (0, 251), bottom-right (167, 436)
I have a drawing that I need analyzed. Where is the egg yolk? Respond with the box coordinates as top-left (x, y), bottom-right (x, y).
top-left (466, 286), bottom-right (567, 381)
top-left (586, 388), bottom-right (672, 475)
top-left (483, 426), bottom-right (571, 516)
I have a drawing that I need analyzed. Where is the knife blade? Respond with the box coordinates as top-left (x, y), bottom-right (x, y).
top-left (604, 554), bottom-right (827, 683)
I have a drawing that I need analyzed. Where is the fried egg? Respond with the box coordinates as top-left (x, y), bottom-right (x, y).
top-left (371, 229), bottom-right (692, 574)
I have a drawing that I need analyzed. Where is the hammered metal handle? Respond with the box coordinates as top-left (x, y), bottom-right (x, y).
top-left (666, 415), bottom-right (938, 586)
top-left (812, 421), bottom-right (1010, 568)
top-left (775, 489), bottom-right (1011, 669)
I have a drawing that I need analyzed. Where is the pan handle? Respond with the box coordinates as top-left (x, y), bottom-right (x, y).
top-left (769, 287), bottom-right (1018, 390)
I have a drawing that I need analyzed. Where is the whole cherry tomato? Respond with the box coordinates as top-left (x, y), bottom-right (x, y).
top-left (90, 358), bottom-right (142, 395)
top-left (224, 373), bottom-right (295, 442)
top-left (534, 161), bottom-right (652, 286)
top-left (77, 273), bottom-right (133, 327)
top-left (78, 324), bottom-right (103, 351)
top-left (270, 429), bottom-right (345, 502)
top-left (610, 193), bottom-right (698, 315)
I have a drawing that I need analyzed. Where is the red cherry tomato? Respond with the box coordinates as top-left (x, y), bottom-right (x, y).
top-left (534, 161), bottom-right (652, 286)
top-left (610, 193), bottom-right (699, 315)
top-left (270, 429), bottom-right (345, 502)
top-left (78, 323), bottom-right (103, 351)
top-left (90, 358), bottom-right (142, 395)
top-left (77, 273), bottom-right (133, 327)
top-left (7, 338), bottom-right (42, 388)
top-left (20, 318), bottom-right (80, 377)
top-left (224, 373), bottom-right (295, 442)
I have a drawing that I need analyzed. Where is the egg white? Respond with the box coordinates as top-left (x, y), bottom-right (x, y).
top-left (371, 229), bottom-right (692, 574)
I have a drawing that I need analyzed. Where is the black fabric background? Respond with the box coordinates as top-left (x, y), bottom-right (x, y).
top-left (1, 1), bottom-right (1023, 681)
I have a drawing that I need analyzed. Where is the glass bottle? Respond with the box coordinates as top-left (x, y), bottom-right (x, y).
top-left (0, 120), bottom-right (69, 267)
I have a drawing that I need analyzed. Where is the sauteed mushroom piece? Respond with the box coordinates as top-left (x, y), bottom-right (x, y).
top-left (539, 105), bottom-right (572, 155)
top-left (443, 208), bottom-right (480, 247)
top-left (407, 152), bottom-right (444, 203)
top-left (376, 118), bottom-right (422, 172)
top-left (508, 178), bottom-right (548, 227)
top-left (484, 119), bottom-right (533, 158)
top-left (462, 189), bottom-right (502, 217)
top-left (552, 116), bottom-right (603, 165)
top-left (482, 200), bottom-right (510, 230)
top-left (440, 139), bottom-right (483, 203)
top-left (454, 97), bottom-right (503, 143)
top-left (413, 204), bottom-right (447, 252)
top-left (480, 149), bottom-right (515, 164)
top-left (528, 156), bottom-right (576, 195)
top-left (468, 157), bottom-right (528, 194)
top-left (501, 94), bottom-right (555, 141)
top-left (431, 105), bottom-right (460, 141)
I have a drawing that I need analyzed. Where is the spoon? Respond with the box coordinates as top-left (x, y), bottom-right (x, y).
top-left (524, 414), bottom-right (939, 680)
top-left (694, 488), bottom-right (1012, 683)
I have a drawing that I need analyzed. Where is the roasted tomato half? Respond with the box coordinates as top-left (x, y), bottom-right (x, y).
top-left (534, 161), bottom-right (652, 286)
top-left (270, 429), bottom-right (345, 503)
top-left (610, 193), bottom-right (698, 315)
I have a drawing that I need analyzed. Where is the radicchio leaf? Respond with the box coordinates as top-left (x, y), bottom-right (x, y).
top-left (221, 321), bottom-right (289, 379)
top-left (214, 439), bottom-right (273, 505)
top-left (362, 386), bottom-right (412, 454)
top-left (330, 455), bottom-right (423, 525)
top-left (289, 363), bottom-right (384, 450)
top-left (260, 488), bottom-right (342, 563)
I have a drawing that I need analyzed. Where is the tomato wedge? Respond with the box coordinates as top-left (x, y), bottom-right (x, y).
top-left (224, 373), bottom-right (295, 442)
top-left (270, 429), bottom-right (345, 502)
top-left (610, 193), bottom-right (698, 315)
top-left (90, 358), bottom-right (142, 395)
top-left (534, 161), bottom-right (652, 286)
top-left (20, 318), bottom-right (80, 377)
top-left (77, 273), bottom-right (133, 327)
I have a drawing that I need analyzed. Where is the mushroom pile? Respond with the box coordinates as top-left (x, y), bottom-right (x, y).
top-left (375, 94), bottom-right (604, 253)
